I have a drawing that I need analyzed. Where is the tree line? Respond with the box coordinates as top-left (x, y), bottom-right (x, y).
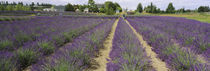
top-left (65, 0), bottom-right (122, 15)
top-left (136, 2), bottom-right (210, 14)
top-left (1, 1), bottom-right (209, 14)
top-left (0, 1), bottom-right (31, 11)
top-left (0, 1), bottom-right (52, 11)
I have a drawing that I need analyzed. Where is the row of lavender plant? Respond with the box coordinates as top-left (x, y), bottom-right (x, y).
top-left (107, 18), bottom-right (152, 71)
top-left (0, 16), bottom-right (33, 21)
top-left (127, 17), bottom-right (209, 71)
top-left (0, 16), bottom-right (105, 51)
top-left (29, 17), bottom-right (117, 71)
top-left (127, 16), bottom-right (210, 57)
top-left (0, 16), bottom-right (116, 71)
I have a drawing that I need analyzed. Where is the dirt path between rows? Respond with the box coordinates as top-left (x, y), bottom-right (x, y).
top-left (86, 19), bottom-right (119, 71)
top-left (125, 19), bottom-right (169, 71)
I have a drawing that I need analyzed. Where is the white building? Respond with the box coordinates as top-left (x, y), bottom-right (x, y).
top-left (43, 7), bottom-right (57, 12)
top-left (75, 9), bottom-right (80, 12)
top-left (116, 10), bottom-right (120, 13)
top-left (84, 8), bottom-right (89, 13)
top-left (43, 6), bottom-right (65, 12)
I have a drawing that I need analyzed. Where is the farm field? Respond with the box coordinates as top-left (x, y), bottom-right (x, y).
top-left (137, 13), bottom-right (210, 23)
top-left (0, 16), bottom-right (209, 71)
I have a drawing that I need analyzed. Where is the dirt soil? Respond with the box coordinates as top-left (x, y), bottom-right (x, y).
top-left (86, 19), bottom-right (119, 71)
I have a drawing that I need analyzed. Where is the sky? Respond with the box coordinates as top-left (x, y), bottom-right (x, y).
top-left (4, 0), bottom-right (210, 10)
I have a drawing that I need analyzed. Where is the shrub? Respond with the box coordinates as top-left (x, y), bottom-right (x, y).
top-left (43, 59), bottom-right (80, 71)
top-left (38, 42), bottom-right (55, 55)
top-left (70, 49), bottom-right (91, 66)
top-left (184, 37), bottom-right (195, 45)
top-left (63, 30), bottom-right (78, 43)
top-left (16, 49), bottom-right (38, 70)
top-left (53, 36), bottom-right (65, 47)
top-left (15, 33), bottom-right (32, 45)
top-left (0, 58), bottom-right (16, 71)
top-left (0, 40), bottom-right (13, 50)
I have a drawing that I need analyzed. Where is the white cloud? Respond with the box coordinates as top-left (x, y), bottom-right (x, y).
top-left (4, 0), bottom-right (210, 10)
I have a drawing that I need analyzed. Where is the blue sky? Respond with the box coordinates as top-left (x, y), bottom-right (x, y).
top-left (4, 0), bottom-right (210, 10)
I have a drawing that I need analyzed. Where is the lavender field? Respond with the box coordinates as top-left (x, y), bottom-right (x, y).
top-left (0, 16), bottom-right (209, 71)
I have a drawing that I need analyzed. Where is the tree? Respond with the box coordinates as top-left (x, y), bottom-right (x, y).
top-left (105, 1), bottom-right (116, 15)
top-left (136, 3), bottom-right (143, 13)
top-left (198, 6), bottom-right (209, 12)
top-left (92, 5), bottom-right (99, 12)
top-left (65, 3), bottom-right (74, 11)
top-left (114, 3), bottom-right (122, 12)
top-left (166, 3), bottom-right (175, 13)
top-left (73, 5), bottom-right (80, 10)
top-left (88, 0), bottom-right (99, 12)
top-left (31, 2), bottom-right (35, 6)
top-left (15, 4), bottom-right (23, 11)
top-left (88, 0), bottom-right (95, 5)
top-left (144, 3), bottom-right (158, 13)
top-left (37, 3), bottom-right (39, 6)
top-left (0, 5), bottom-right (5, 11)
top-left (99, 6), bottom-right (105, 13)
top-left (18, 2), bottom-right (24, 6)
top-left (79, 5), bottom-right (87, 12)
top-left (30, 2), bottom-right (35, 11)
top-left (6, 5), bottom-right (14, 11)
top-left (177, 8), bottom-right (185, 13)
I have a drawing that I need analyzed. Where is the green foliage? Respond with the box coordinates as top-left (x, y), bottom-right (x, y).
top-left (0, 58), bottom-right (16, 71)
top-left (184, 37), bottom-right (195, 45)
top-left (88, 0), bottom-right (99, 12)
top-left (79, 5), bottom-right (88, 12)
top-left (166, 3), bottom-right (175, 13)
top-left (70, 49), bottom-right (91, 66)
top-left (46, 60), bottom-right (70, 71)
top-left (15, 33), bottom-right (33, 45)
top-left (114, 3), bottom-right (122, 12)
top-left (90, 4), bottom-right (99, 12)
top-left (65, 3), bottom-right (74, 11)
top-left (173, 49), bottom-right (197, 71)
top-left (0, 58), bottom-right (17, 71)
top-left (6, 5), bottom-right (14, 11)
top-left (162, 44), bottom-right (177, 56)
top-left (53, 36), bottom-right (65, 47)
top-left (99, 6), bottom-right (105, 13)
top-left (15, 4), bottom-right (31, 11)
top-left (38, 42), bottom-right (55, 55)
top-left (63, 30), bottom-right (78, 43)
top-left (144, 3), bottom-right (160, 13)
top-left (0, 40), bottom-right (13, 50)
top-left (176, 8), bottom-right (185, 13)
top-left (199, 42), bottom-right (209, 51)
top-left (17, 49), bottom-right (38, 69)
top-left (198, 6), bottom-right (210, 12)
top-left (0, 2), bottom-right (31, 11)
top-left (43, 59), bottom-right (80, 71)
top-left (162, 44), bottom-right (198, 71)
top-left (88, 0), bottom-right (95, 5)
top-left (105, 1), bottom-right (116, 15)
top-left (136, 3), bottom-right (143, 13)
top-left (0, 5), bottom-right (5, 11)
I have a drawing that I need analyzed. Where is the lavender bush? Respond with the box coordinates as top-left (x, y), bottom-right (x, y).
top-left (0, 16), bottom-right (116, 70)
top-left (127, 16), bottom-right (210, 57)
top-left (127, 16), bottom-right (209, 71)
top-left (29, 17), bottom-right (116, 71)
top-left (107, 18), bottom-right (152, 71)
